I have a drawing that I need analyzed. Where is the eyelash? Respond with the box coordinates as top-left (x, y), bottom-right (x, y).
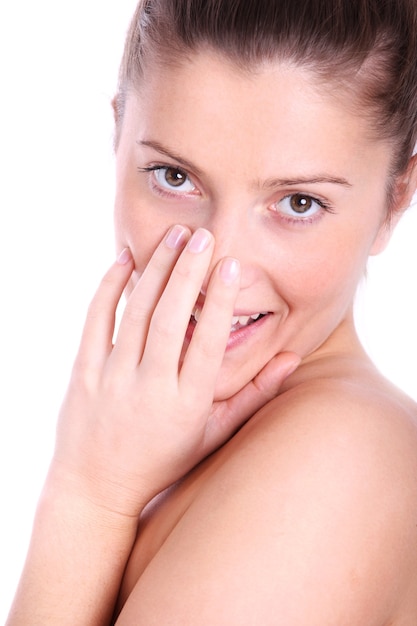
top-left (138, 165), bottom-right (199, 199)
top-left (274, 194), bottom-right (335, 225)
top-left (138, 164), bottom-right (335, 224)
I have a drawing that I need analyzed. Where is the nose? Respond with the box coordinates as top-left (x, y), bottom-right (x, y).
top-left (197, 207), bottom-right (260, 295)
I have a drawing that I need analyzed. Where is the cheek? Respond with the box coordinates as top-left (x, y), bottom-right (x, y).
top-left (114, 153), bottom-right (174, 273)
top-left (114, 197), bottom-right (173, 276)
top-left (280, 235), bottom-right (370, 310)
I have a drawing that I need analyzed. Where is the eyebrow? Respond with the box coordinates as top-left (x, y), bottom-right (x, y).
top-left (258, 175), bottom-right (353, 190)
top-left (138, 140), bottom-right (204, 176)
top-left (138, 139), bottom-right (353, 189)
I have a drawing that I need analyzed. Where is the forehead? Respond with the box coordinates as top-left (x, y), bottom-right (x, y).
top-left (122, 51), bottom-right (391, 182)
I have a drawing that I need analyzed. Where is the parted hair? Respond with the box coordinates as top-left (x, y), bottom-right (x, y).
top-left (115, 0), bottom-right (417, 177)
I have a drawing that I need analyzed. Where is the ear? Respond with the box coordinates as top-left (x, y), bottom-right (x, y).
top-left (111, 94), bottom-right (123, 151)
top-left (111, 94), bottom-right (120, 124)
top-left (370, 153), bottom-right (417, 256)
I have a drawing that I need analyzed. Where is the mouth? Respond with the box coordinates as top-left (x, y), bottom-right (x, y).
top-left (191, 306), bottom-right (269, 332)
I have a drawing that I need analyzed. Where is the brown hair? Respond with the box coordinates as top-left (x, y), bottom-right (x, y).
top-left (115, 0), bottom-right (417, 178)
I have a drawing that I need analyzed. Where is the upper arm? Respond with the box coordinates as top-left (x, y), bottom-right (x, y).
top-left (116, 384), bottom-right (417, 625)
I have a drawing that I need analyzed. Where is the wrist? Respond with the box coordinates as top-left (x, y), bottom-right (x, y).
top-left (43, 459), bottom-right (149, 528)
top-left (7, 463), bottom-right (141, 626)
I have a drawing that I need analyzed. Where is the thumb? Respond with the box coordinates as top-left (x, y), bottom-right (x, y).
top-left (205, 351), bottom-right (301, 452)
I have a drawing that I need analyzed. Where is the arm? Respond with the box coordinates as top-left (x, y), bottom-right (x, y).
top-left (7, 471), bottom-right (140, 626)
top-left (115, 382), bottom-right (417, 625)
top-left (7, 227), bottom-right (299, 625)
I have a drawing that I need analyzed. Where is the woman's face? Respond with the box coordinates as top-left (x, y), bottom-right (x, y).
top-left (114, 52), bottom-right (395, 399)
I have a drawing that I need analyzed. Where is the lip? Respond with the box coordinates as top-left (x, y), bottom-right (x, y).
top-left (185, 311), bottom-right (272, 351)
top-left (231, 309), bottom-right (268, 317)
top-left (193, 297), bottom-right (269, 319)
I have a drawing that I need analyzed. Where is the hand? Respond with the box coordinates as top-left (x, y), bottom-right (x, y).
top-left (51, 225), bottom-right (300, 518)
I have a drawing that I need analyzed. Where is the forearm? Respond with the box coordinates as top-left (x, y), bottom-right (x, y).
top-left (6, 469), bottom-right (140, 626)
top-left (6, 238), bottom-right (298, 625)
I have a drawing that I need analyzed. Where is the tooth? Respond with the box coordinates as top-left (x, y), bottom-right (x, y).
top-left (232, 316), bottom-right (239, 325)
top-left (194, 308), bottom-right (202, 322)
top-left (250, 313), bottom-right (261, 320)
top-left (238, 315), bottom-right (251, 326)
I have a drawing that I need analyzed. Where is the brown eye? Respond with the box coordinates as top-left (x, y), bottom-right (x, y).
top-left (273, 192), bottom-right (330, 222)
top-left (152, 166), bottom-right (196, 193)
top-left (164, 167), bottom-right (188, 187)
top-left (289, 194), bottom-right (313, 213)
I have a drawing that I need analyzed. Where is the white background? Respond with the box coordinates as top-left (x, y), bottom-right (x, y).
top-left (0, 1), bottom-right (416, 621)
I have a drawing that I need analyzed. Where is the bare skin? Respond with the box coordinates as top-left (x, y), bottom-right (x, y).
top-left (111, 54), bottom-right (417, 624)
top-left (7, 52), bottom-right (417, 625)
top-left (115, 336), bottom-right (417, 624)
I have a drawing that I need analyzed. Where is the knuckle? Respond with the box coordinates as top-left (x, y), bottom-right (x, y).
top-left (193, 335), bottom-right (221, 361)
top-left (86, 272), bottom-right (120, 320)
top-left (172, 262), bottom-right (193, 280)
top-left (149, 313), bottom-right (177, 342)
top-left (121, 302), bottom-right (149, 327)
top-left (85, 298), bottom-right (103, 324)
top-left (149, 254), bottom-right (172, 275)
top-left (99, 266), bottom-right (123, 294)
top-left (70, 358), bottom-right (99, 396)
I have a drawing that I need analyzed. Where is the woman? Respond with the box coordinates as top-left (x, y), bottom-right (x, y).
top-left (7, 0), bottom-right (417, 623)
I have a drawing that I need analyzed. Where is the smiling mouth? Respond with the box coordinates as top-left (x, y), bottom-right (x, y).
top-left (191, 307), bottom-right (269, 331)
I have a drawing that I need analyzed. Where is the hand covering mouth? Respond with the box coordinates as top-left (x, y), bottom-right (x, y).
top-left (191, 306), bottom-right (269, 330)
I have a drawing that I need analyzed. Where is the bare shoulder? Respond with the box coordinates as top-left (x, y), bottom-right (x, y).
top-left (230, 368), bottom-right (417, 544)
top-left (250, 362), bottom-right (417, 502)
top-left (117, 369), bottom-right (417, 625)
top-left (246, 365), bottom-right (417, 474)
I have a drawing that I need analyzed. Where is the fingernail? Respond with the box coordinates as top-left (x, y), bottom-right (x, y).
top-left (165, 225), bottom-right (189, 250)
top-left (117, 247), bottom-right (132, 265)
top-left (219, 257), bottom-right (240, 285)
top-left (187, 228), bottom-right (212, 253)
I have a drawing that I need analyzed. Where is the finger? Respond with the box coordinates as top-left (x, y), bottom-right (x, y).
top-left (75, 249), bottom-right (134, 370)
top-left (140, 228), bottom-right (217, 376)
top-left (205, 352), bottom-right (301, 451)
top-left (179, 256), bottom-right (241, 396)
top-left (111, 225), bottom-right (190, 368)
